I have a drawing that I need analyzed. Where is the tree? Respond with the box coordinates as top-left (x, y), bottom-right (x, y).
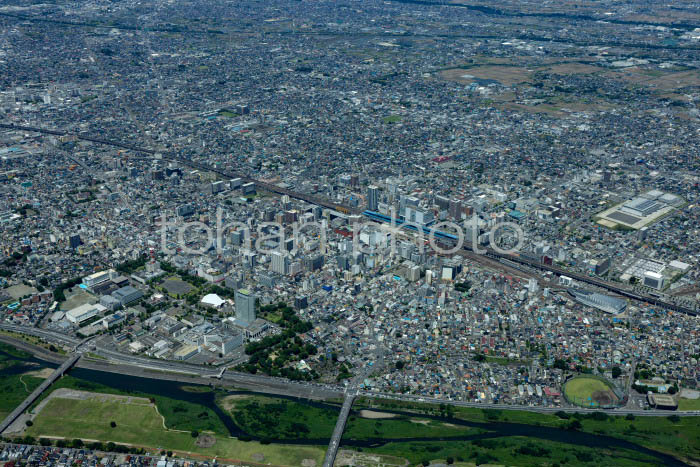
top-left (191, 430), bottom-right (199, 438)
top-left (553, 359), bottom-right (568, 370)
top-left (25, 420), bottom-right (33, 427)
top-left (568, 420), bottom-right (583, 431)
top-left (395, 360), bottom-right (405, 370)
top-left (612, 366), bottom-right (622, 378)
top-left (625, 413), bottom-right (635, 421)
top-left (110, 421), bottom-right (117, 428)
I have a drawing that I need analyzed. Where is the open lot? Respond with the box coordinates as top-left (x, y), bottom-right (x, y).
top-left (26, 391), bottom-right (324, 466)
top-left (160, 277), bottom-right (194, 296)
top-left (60, 289), bottom-right (97, 311)
top-left (4, 284), bottom-right (38, 300)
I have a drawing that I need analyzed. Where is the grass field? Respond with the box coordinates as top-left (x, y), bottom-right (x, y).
top-left (31, 376), bottom-right (229, 435)
top-left (678, 398), bottom-right (700, 411)
top-left (364, 436), bottom-right (661, 467)
top-left (27, 395), bottom-right (324, 466)
top-left (223, 394), bottom-right (483, 442)
top-left (223, 394), bottom-right (338, 440)
top-left (359, 397), bottom-right (700, 464)
top-left (0, 342), bottom-right (45, 419)
top-left (564, 376), bottom-right (617, 407)
top-left (0, 371), bottom-right (43, 419)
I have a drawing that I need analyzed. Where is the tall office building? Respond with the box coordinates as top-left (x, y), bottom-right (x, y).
top-left (367, 185), bottom-right (379, 211)
top-left (69, 234), bottom-right (82, 249)
top-left (235, 289), bottom-right (256, 325)
top-left (270, 250), bottom-right (288, 275)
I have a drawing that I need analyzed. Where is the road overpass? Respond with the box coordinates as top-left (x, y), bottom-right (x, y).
top-left (0, 353), bottom-right (80, 434)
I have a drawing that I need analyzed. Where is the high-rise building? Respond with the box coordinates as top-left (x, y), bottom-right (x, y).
top-left (235, 289), bottom-right (256, 325)
top-left (69, 234), bottom-right (82, 249)
top-left (449, 199), bottom-right (463, 220)
top-left (367, 185), bottom-right (379, 211)
top-left (270, 251), bottom-right (288, 275)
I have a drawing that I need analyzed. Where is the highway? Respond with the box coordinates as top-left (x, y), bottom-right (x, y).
top-left (0, 352), bottom-right (80, 434)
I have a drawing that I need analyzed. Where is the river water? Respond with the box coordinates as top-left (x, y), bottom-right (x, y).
top-left (0, 347), bottom-right (688, 466)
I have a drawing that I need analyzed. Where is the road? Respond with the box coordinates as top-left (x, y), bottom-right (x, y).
top-left (0, 352), bottom-right (80, 434)
top-left (322, 391), bottom-right (356, 467)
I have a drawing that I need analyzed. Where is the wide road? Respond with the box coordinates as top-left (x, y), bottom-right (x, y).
top-left (0, 353), bottom-right (80, 434)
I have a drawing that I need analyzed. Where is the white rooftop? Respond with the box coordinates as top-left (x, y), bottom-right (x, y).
top-left (201, 293), bottom-right (225, 307)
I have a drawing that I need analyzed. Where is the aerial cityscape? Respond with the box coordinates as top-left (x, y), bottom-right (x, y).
top-left (0, 0), bottom-right (699, 465)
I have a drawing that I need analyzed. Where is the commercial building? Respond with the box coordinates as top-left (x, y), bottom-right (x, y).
top-left (643, 271), bottom-right (665, 290)
top-left (66, 303), bottom-right (105, 324)
top-left (174, 344), bottom-right (200, 361)
top-left (82, 269), bottom-right (117, 290)
top-left (367, 185), bottom-right (379, 211)
top-left (111, 285), bottom-right (144, 306)
top-left (235, 288), bottom-right (256, 325)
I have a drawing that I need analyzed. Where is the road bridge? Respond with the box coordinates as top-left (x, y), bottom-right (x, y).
top-left (0, 353), bottom-right (80, 434)
top-left (322, 392), bottom-right (355, 467)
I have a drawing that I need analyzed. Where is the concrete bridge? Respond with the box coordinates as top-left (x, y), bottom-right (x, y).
top-left (0, 353), bottom-right (81, 434)
top-left (322, 392), bottom-right (355, 467)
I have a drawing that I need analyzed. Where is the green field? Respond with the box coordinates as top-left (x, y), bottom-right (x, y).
top-left (359, 397), bottom-right (700, 464)
top-left (27, 395), bottom-right (324, 466)
top-left (0, 342), bottom-right (44, 418)
top-left (224, 395), bottom-right (483, 442)
top-left (678, 397), bottom-right (700, 411)
top-left (365, 437), bottom-right (660, 467)
top-left (224, 394), bottom-right (338, 439)
top-left (29, 376), bottom-right (228, 435)
top-left (0, 372), bottom-right (43, 419)
top-left (564, 376), bottom-right (617, 407)
top-left (382, 115), bottom-right (402, 124)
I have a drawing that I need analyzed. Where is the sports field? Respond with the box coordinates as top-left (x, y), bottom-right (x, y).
top-left (564, 377), bottom-right (618, 408)
top-left (26, 393), bottom-right (324, 466)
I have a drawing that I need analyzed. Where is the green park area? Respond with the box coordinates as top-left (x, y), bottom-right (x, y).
top-left (0, 343), bottom-right (44, 419)
top-left (678, 397), bottom-right (700, 411)
top-left (26, 395), bottom-right (323, 466)
top-left (221, 394), bottom-right (483, 442)
top-left (357, 397), bottom-right (700, 465)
